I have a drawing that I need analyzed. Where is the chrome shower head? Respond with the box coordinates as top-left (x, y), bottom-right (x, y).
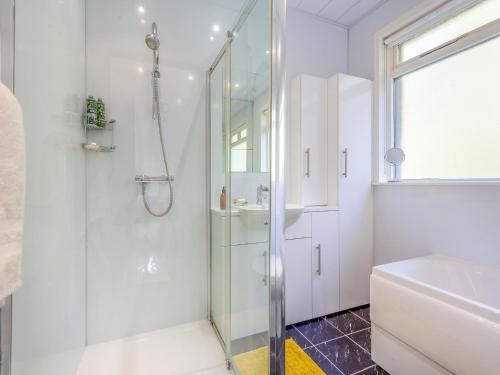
top-left (145, 22), bottom-right (160, 50)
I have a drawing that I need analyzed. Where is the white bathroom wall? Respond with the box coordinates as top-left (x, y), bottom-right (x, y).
top-left (85, 0), bottom-right (244, 344)
top-left (348, 0), bottom-right (500, 268)
top-left (285, 8), bottom-right (348, 198)
top-left (347, 0), bottom-right (422, 79)
top-left (286, 8), bottom-right (348, 80)
top-left (11, 0), bottom-right (87, 374)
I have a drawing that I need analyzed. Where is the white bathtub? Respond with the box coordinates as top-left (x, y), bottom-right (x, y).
top-left (370, 255), bottom-right (500, 375)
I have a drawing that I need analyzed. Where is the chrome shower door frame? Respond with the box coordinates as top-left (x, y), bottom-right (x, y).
top-left (268, 0), bottom-right (286, 373)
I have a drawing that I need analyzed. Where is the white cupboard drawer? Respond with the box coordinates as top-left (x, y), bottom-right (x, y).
top-left (285, 212), bottom-right (311, 240)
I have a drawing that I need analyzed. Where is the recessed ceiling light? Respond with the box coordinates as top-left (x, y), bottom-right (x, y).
top-left (138, 5), bottom-right (145, 13)
top-left (140, 19), bottom-right (146, 24)
top-left (212, 24), bottom-right (220, 32)
top-left (188, 75), bottom-right (194, 81)
top-left (209, 36), bottom-right (215, 41)
top-left (266, 50), bottom-right (270, 54)
top-left (137, 66), bottom-right (144, 73)
top-left (234, 83), bottom-right (240, 88)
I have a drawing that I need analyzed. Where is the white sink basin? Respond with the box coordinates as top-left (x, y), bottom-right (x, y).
top-left (237, 203), bottom-right (304, 228)
top-left (238, 204), bottom-right (269, 215)
top-left (285, 203), bottom-right (304, 227)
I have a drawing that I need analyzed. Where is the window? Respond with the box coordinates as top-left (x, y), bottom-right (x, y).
top-left (379, 0), bottom-right (500, 181)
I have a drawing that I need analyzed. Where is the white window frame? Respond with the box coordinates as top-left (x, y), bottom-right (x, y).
top-left (373, 0), bottom-right (500, 185)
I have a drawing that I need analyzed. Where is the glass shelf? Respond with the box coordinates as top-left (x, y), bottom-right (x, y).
top-left (84, 118), bottom-right (116, 131)
top-left (82, 143), bottom-right (116, 152)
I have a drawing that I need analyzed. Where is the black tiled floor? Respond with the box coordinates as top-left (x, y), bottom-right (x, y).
top-left (348, 328), bottom-right (371, 352)
top-left (305, 347), bottom-right (343, 375)
top-left (287, 305), bottom-right (391, 375)
top-left (326, 311), bottom-right (370, 334)
top-left (294, 317), bottom-right (344, 345)
top-left (317, 336), bottom-right (373, 374)
top-left (350, 304), bottom-right (371, 322)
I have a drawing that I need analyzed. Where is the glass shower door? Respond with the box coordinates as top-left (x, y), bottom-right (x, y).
top-left (229, 1), bottom-right (271, 374)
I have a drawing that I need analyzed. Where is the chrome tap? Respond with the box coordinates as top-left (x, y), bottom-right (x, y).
top-left (257, 184), bottom-right (269, 206)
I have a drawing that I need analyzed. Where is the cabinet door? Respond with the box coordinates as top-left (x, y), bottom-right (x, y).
top-left (338, 75), bottom-right (373, 310)
top-left (231, 243), bottom-right (269, 340)
top-left (284, 238), bottom-right (312, 325)
top-left (311, 211), bottom-right (340, 318)
top-left (301, 76), bottom-right (327, 206)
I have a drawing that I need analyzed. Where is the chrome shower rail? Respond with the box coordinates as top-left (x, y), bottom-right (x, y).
top-left (135, 174), bottom-right (174, 183)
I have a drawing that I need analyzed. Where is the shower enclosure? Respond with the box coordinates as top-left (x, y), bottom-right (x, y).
top-left (0, 0), bottom-right (285, 374)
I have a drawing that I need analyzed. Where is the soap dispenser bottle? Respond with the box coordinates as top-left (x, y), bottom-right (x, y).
top-left (220, 186), bottom-right (226, 210)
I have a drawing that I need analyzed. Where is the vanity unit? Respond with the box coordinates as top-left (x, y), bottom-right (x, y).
top-left (286, 73), bottom-right (373, 325)
top-left (285, 208), bottom-right (340, 325)
top-left (211, 208), bottom-right (269, 341)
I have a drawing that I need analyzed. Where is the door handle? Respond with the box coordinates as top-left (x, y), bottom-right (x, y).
top-left (316, 244), bottom-right (321, 276)
top-left (342, 148), bottom-right (348, 178)
top-left (305, 148), bottom-right (310, 177)
top-left (262, 251), bottom-right (268, 286)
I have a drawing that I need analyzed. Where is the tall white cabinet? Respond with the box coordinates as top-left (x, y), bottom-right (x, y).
top-left (329, 74), bottom-right (373, 310)
top-left (286, 73), bottom-right (373, 324)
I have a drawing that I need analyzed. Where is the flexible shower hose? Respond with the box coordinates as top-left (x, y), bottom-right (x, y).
top-left (141, 72), bottom-right (174, 217)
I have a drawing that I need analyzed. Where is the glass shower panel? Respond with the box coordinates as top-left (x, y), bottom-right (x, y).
top-left (229, 0), bottom-right (271, 373)
top-left (209, 53), bottom-right (228, 345)
top-left (11, 1), bottom-right (87, 374)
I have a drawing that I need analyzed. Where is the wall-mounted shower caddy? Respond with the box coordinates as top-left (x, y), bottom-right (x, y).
top-left (82, 115), bottom-right (116, 152)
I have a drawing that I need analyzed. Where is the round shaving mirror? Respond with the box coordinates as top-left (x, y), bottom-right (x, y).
top-left (384, 147), bottom-right (406, 166)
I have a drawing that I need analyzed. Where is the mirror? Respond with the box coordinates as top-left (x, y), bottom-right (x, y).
top-left (385, 147), bottom-right (406, 166)
top-left (229, 72), bottom-right (269, 173)
top-left (229, 16), bottom-right (270, 173)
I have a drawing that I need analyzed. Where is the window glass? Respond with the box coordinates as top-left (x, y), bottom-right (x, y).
top-left (400, 0), bottom-right (500, 62)
top-left (395, 35), bottom-right (500, 179)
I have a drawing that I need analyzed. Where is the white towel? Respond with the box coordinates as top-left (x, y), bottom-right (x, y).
top-left (0, 82), bottom-right (24, 300)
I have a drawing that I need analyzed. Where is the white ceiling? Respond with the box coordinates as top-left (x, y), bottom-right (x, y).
top-left (287, 0), bottom-right (386, 27)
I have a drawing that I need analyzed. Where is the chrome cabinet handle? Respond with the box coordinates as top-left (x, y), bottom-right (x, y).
top-left (262, 251), bottom-right (268, 286)
top-left (342, 148), bottom-right (348, 178)
top-left (305, 148), bottom-right (310, 177)
top-left (316, 244), bottom-right (321, 275)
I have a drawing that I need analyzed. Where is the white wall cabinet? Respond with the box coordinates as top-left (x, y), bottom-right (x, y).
top-left (284, 210), bottom-right (339, 325)
top-left (290, 75), bottom-right (328, 206)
